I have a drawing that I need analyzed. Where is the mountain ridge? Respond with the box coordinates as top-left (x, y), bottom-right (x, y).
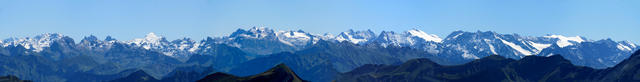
top-left (337, 50), bottom-right (640, 82)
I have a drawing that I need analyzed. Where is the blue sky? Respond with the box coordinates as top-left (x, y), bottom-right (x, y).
top-left (1, 0), bottom-right (639, 43)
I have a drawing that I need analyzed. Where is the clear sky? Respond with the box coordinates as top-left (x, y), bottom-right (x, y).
top-left (1, 0), bottom-right (639, 43)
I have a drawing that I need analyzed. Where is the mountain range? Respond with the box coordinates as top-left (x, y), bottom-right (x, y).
top-left (0, 27), bottom-right (637, 82)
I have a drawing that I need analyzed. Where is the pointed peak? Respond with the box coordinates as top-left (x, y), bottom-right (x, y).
top-left (275, 63), bottom-right (289, 68)
top-left (264, 63), bottom-right (297, 74)
top-left (81, 35), bottom-right (99, 43)
top-left (379, 31), bottom-right (395, 34)
top-left (84, 35), bottom-right (98, 40)
top-left (406, 29), bottom-right (442, 42)
top-left (366, 29), bottom-right (374, 33)
top-left (347, 29), bottom-right (355, 33)
top-left (409, 28), bottom-right (420, 31)
top-left (265, 63), bottom-right (300, 77)
top-left (105, 36), bottom-right (116, 41)
top-left (145, 32), bottom-right (162, 39)
top-left (142, 32), bottom-right (166, 42)
top-left (111, 70), bottom-right (159, 82)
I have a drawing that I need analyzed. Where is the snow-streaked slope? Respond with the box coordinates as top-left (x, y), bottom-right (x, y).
top-left (483, 39), bottom-right (498, 54)
top-left (617, 43), bottom-right (632, 51)
top-left (499, 38), bottom-right (533, 55)
top-left (527, 41), bottom-right (552, 51)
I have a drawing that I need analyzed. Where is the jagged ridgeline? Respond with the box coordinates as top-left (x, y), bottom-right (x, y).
top-left (0, 27), bottom-right (637, 82)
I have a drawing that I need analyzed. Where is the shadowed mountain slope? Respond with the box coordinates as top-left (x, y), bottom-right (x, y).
top-left (337, 50), bottom-right (640, 82)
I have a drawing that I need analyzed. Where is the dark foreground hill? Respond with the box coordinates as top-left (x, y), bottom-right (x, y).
top-left (337, 50), bottom-right (640, 82)
top-left (197, 63), bottom-right (307, 82)
top-left (0, 75), bottom-right (31, 82)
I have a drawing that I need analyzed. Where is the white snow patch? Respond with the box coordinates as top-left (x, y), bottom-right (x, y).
top-left (597, 58), bottom-right (604, 63)
top-left (335, 36), bottom-right (347, 42)
top-left (163, 52), bottom-right (174, 56)
top-left (500, 39), bottom-right (533, 55)
top-left (277, 31), bottom-right (312, 46)
top-left (462, 53), bottom-right (480, 59)
top-left (335, 33), bottom-right (368, 44)
top-left (546, 53), bottom-right (554, 57)
top-left (527, 41), bottom-right (551, 51)
top-left (278, 38), bottom-right (294, 46)
top-left (188, 42), bottom-right (200, 52)
top-left (617, 43), bottom-right (632, 51)
top-left (350, 39), bottom-right (368, 44)
top-left (407, 29), bottom-right (442, 42)
top-left (283, 31), bottom-right (310, 39)
top-left (142, 45), bottom-right (151, 50)
top-left (544, 35), bottom-right (585, 48)
top-left (483, 39), bottom-right (497, 54)
top-left (178, 44), bottom-right (189, 50)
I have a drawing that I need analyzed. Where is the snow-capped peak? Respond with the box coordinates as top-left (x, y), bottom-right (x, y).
top-left (2, 33), bottom-right (65, 52)
top-left (335, 29), bottom-right (376, 44)
top-left (407, 29), bottom-right (442, 43)
top-left (276, 30), bottom-right (314, 46)
top-left (544, 35), bottom-right (585, 48)
top-left (230, 27), bottom-right (277, 39)
top-left (279, 30), bottom-right (310, 39)
top-left (145, 32), bottom-right (162, 41)
top-left (129, 32), bottom-right (168, 50)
